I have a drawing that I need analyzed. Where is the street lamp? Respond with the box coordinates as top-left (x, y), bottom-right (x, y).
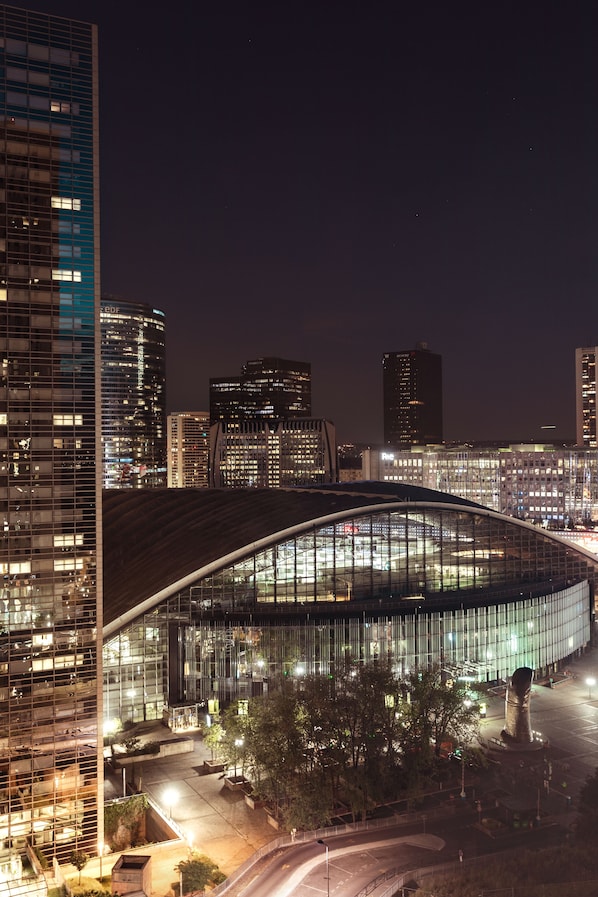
top-left (97, 840), bottom-right (104, 880)
top-left (317, 839), bottom-right (330, 897)
top-left (587, 677), bottom-right (596, 700)
top-left (163, 787), bottom-right (179, 819)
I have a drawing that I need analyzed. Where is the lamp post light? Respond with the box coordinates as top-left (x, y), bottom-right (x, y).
top-left (587, 677), bottom-right (596, 700)
top-left (317, 839), bottom-right (330, 897)
top-left (163, 787), bottom-right (179, 820)
top-left (98, 840), bottom-right (104, 880)
top-left (460, 752), bottom-right (466, 799)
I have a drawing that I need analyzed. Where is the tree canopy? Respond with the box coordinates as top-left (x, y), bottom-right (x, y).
top-left (215, 660), bottom-right (480, 827)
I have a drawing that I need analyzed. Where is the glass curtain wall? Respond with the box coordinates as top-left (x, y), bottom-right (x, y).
top-left (0, 7), bottom-right (100, 860)
top-left (103, 507), bottom-right (595, 722)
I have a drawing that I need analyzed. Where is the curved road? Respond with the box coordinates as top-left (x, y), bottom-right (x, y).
top-left (231, 828), bottom-right (445, 897)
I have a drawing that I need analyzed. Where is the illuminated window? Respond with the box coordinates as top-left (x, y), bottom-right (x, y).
top-left (50, 100), bottom-right (78, 114)
top-left (54, 558), bottom-right (85, 572)
top-left (51, 196), bottom-right (81, 211)
top-left (52, 269), bottom-right (81, 282)
top-left (0, 561), bottom-right (31, 575)
top-left (53, 414), bottom-right (83, 426)
top-left (54, 534), bottom-right (84, 547)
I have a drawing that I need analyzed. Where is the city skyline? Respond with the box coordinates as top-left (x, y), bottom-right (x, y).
top-left (19, 0), bottom-right (598, 444)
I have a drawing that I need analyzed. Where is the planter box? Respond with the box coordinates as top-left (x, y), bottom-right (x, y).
top-left (113, 737), bottom-right (194, 766)
top-left (266, 812), bottom-right (280, 830)
top-left (203, 760), bottom-right (225, 773)
top-left (223, 775), bottom-right (250, 792)
top-left (244, 793), bottom-right (265, 810)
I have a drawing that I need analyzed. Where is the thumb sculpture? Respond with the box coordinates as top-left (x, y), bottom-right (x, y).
top-left (502, 666), bottom-right (534, 744)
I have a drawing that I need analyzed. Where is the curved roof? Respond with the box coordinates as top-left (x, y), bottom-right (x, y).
top-left (102, 483), bottom-right (482, 627)
top-left (102, 482), bottom-right (598, 633)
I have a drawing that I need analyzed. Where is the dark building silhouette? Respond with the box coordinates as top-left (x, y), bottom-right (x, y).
top-left (210, 356), bottom-right (311, 423)
top-left (383, 343), bottom-right (443, 446)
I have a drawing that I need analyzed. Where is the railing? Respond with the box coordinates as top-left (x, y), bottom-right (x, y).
top-left (210, 811), bottom-right (439, 896)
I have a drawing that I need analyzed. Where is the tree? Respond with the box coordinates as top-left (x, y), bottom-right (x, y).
top-left (175, 851), bottom-right (225, 894)
top-left (404, 667), bottom-right (480, 757)
top-left (104, 793), bottom-right (148, 851)
top-left (331, 658), bottom-right (406, 818)
top-left (70, 849), bottom-right (89, 885)
top-left (203, 721), bottom-right (224, 762)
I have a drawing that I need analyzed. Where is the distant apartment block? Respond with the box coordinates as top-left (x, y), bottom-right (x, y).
top-left (210, 356), bottom-right (311, 423)
top-left (364, 443), bottom-right (598, 525)
top-left (167, 412), bottom-right (210, 488)
top-left (210, 419), bottom-right (337, 488)
top-left (101, 297), bottom-right (167, 488)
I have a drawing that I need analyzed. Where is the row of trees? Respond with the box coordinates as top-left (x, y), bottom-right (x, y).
top-left (207, 660), bottom-right (480, 830)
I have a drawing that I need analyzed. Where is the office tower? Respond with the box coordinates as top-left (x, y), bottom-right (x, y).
top-left (167, 411), bottom-right (210, 488)
top-left (0, 6), bottom-right (101, 860)
top-left (101, 297), bottom-right (166, 488)
top-left (210, 356), bottom-right (311, 423)
top-left (575, 346), bottom-right (598, 447)
top-left (383, 342), bottom-right (443, 446)
top-left (210, 418), bottom-right (337, 487)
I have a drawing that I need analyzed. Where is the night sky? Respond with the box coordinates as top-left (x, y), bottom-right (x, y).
top-left (17, 1), bottom-right (598, 444)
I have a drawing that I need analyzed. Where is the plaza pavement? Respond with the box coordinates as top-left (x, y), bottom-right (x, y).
top-left (69, 644), bottom-right (598, 897)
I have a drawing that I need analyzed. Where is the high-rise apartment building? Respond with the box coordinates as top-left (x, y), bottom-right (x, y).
top-left (210, 356), bottom-right (311, 423)
top-left (383, 343), bottom-right (443, 446)
top-left (0, 6), bottom-right (101, 860)
top-left (101, 297), bottom-right (166, 488)
top-left (167, 411), bottom-right (210, 488)
top-left (575, 346), bottom-right (598, 447)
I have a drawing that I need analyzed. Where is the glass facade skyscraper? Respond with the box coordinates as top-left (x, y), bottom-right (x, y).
top-left (0, 6), bottom-right (101, 860)
top-left (101, 297), bottom-right (166, 488)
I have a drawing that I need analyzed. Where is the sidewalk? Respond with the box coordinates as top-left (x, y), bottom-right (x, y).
top-left (99, 725), bottom-right (279, 897)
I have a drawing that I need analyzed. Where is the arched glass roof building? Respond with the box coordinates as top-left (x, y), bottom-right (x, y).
top-left (102, 483), bottom-right (598, 728)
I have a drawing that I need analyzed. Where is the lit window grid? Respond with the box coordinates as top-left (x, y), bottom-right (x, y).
top-left (0, 7), bottom-right (99, 860)
top-left (367, 446), bottom-right (598, 525)
top-left (101, 299), bottom-right (166, 488)
top-left (103, 584), bottom-right (589, 712)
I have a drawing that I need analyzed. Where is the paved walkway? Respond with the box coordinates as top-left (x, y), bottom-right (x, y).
top-left (68, 645), bottom-right (598, 896)
top-left (98, 726), bottom-right (279, 897)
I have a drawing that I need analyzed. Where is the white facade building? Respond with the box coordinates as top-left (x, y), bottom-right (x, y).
top-left (363, 444), bottom-right (598, 525)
